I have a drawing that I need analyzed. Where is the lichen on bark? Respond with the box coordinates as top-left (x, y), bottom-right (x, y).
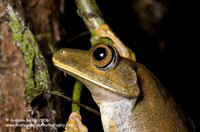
top-left (7, 4), bottom-right (51, 103)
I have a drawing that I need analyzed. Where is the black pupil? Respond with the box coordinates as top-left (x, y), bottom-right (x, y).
top-left (93, 47), bottom-right (107, 61)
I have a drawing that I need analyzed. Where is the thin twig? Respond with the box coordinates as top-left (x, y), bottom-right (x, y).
top-left (45, 91), bottom-right (101, 116)
top-left (67, 31), bottom-right (90, 43)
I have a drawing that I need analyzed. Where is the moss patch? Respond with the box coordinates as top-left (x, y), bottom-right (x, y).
top-left (9, 11), bottom-right (50, 103)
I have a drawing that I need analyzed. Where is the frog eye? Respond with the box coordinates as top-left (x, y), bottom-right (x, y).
top-left (92, 44), bottom-right (119, 70)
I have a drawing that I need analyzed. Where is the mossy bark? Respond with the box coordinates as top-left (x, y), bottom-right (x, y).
top-left (1, 0), bottom-right (61, 131)
top-left (7, 0), bottom-right (51, 104)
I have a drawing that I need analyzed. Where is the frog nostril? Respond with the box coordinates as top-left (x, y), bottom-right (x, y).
top-left (60, 49), bottom-right (66, 55)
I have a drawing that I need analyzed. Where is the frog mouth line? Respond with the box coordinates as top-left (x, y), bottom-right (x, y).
top-left (52, 59), bottom-right (132, 97)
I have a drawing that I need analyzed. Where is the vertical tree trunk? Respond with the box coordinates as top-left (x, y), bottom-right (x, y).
top-left (0, 0), bottom-right (63, 131)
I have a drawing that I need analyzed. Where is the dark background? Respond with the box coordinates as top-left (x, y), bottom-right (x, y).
top-left (59, 0), bottom-right (199, 131)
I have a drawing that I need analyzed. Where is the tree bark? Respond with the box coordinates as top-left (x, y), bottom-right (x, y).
top-left (0, 0), bottom-right (63, 131)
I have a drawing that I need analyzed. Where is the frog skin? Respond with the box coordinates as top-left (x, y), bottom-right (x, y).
top-left (52, 44), bottom-right (194, 132)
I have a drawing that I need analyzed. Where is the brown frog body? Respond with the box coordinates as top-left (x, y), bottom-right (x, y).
top-left (52, 44), bottom-right (194, 132)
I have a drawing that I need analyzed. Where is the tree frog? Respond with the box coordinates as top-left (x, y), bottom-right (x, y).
top-left (52, 43), bottom-right (194, 132)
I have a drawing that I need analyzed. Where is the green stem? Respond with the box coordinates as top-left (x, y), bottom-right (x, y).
top-left (72, 80), bottom-right (84, 113)
top-left (75, 0), bottom-right (105, 35)
top-left (75, 0), bottom-right (114, 46)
